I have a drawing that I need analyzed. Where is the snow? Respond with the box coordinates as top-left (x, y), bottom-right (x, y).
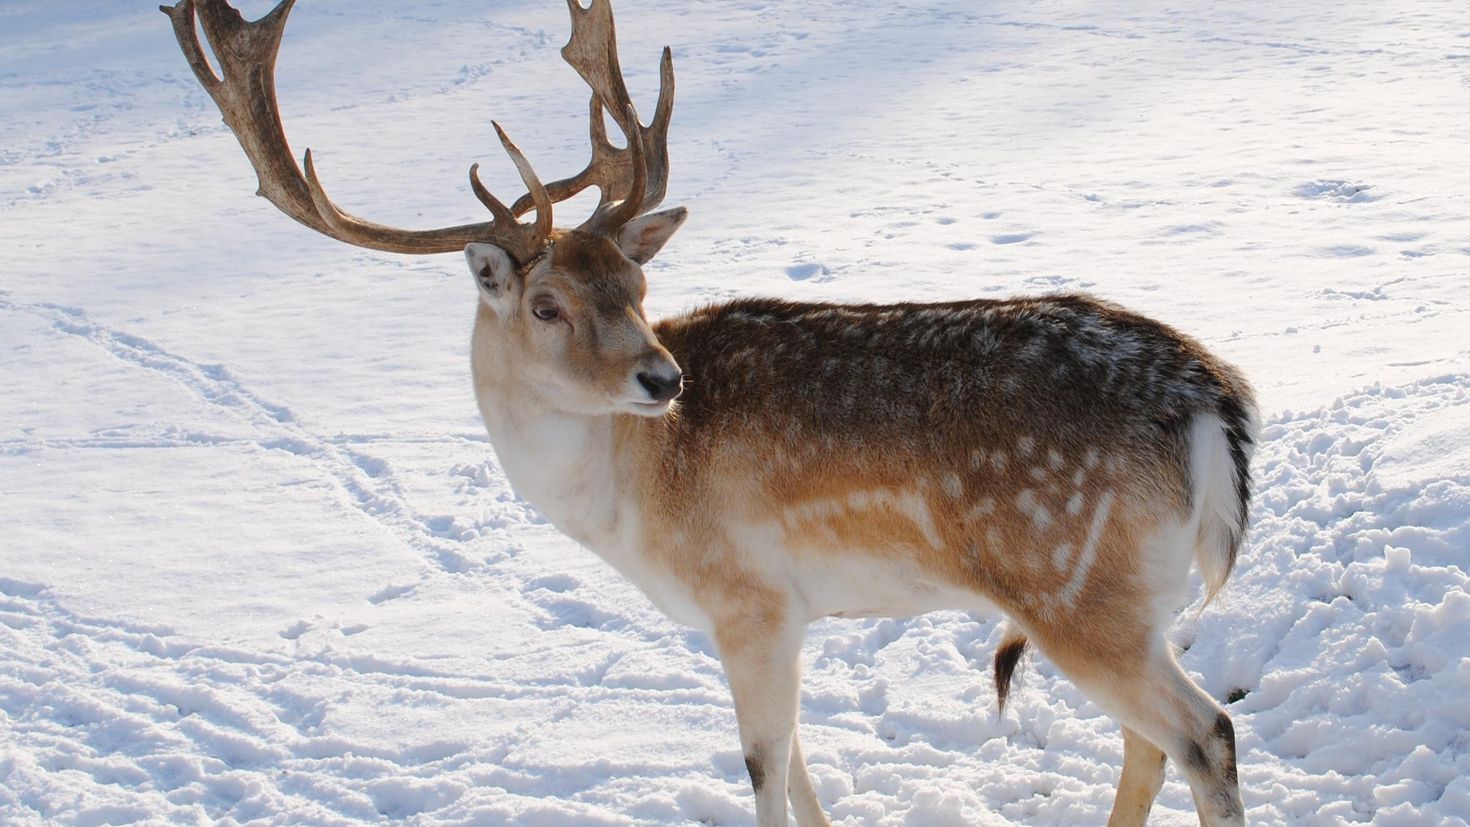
top-left (2, 0), bottom-right (1467, 824)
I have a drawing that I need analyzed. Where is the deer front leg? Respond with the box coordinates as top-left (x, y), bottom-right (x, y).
top-left (788, 728), bottom-right (833, 827)
top-left (716, 612), bottom-right (810, 827)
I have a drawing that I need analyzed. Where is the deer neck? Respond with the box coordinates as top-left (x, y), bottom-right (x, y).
top-left (470, 311), bottom-right (652, 551)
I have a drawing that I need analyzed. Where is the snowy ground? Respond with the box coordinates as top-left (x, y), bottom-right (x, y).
top-left (2, 0), bottom-right (1468, 824)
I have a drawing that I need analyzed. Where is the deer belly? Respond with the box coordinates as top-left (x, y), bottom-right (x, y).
top-left (792, 555), bottom-right (1000, 621)
top-left (748, 494), bottom-right (1002, 620)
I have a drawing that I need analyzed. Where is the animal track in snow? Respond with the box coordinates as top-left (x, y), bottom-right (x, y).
top-left (786, 261), bottom-right (830, 280)
top-left (0, 296), bottom-right (484, 577)
top-left (1314, 244), bottom-right (1376, 258)
top-left (1293, 179), bottom-right (1379, 202)
top-left (368, 583), bottom-right (416, 605)
top-left (1023, 274), bottom-right (1097, 290)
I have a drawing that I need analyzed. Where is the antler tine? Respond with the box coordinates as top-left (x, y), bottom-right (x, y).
top-left (644, 45), bottom-right (675, 210)
top-left (161, 0), bottom-right (552, 261)
top-left (468, 163), bottom-right (518, 227)
top-left (584, 104), bottom-right (647, 235)
top-left (466, 123), bottom-right (555, 254)
top-left (563, 0), bottom-right (636, 134)
top-left (492, 123), bottom-right (555, 247)
top-left (510, 0), bottom-right (675, 234)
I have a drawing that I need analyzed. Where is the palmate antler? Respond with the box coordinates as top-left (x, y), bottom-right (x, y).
top-left (516, 0), bottom-right (675, 235)
top-left (160, 0), bottom-right (673, 263)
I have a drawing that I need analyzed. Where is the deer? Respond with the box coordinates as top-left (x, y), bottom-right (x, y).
top-left (163, 1), bottom-right (1257, 824)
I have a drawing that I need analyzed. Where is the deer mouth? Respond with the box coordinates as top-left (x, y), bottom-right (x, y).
top-left (627, 398), bottom-right (675, 417)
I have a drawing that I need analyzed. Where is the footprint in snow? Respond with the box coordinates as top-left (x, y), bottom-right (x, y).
top-left (368, 583), bottom-right (414, 604)
top-left (533, 596), bottom-right (622, 631)
top-left (1314, 244), bottom-right (1376, 258)
top-left (350, 453), bottom-right (390, 477)
top-left (1024, 274), bottom-right (1096, 290)
top-left (786, 262), bottom-right (829, 281)
top-left (1294, 179), bottom-right (1379, 202)
top-left (526, 573), bottom-right (579, 593)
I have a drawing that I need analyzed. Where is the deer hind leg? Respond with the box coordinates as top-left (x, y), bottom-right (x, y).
top-left (1122, 655), bottom-right (1241, 827)
top-left (715, 610), bottom-right (813, 827)
top-left (1034, 630), bottom-right (1243, 826)
top-left (1106, 727), bottom-right (1167, 827)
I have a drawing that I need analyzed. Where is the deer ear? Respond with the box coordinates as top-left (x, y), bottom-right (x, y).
top-left (465, 243), bottom-right (518, 313)
top-left (616, 207), bottom-right (688, 265)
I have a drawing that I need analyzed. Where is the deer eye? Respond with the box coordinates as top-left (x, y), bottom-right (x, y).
top-left (531, 303), bottom-right (560, 322)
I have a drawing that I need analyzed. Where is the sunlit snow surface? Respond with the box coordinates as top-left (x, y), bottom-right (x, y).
top-left (2, 0), bottom-right (1468, 824)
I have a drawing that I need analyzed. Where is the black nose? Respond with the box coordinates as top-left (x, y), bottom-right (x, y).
top-left (637, 370), bottom-right (683, 402)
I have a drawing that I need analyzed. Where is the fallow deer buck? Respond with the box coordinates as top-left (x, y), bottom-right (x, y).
top-left (165, 1), bottom-right (1256, 823)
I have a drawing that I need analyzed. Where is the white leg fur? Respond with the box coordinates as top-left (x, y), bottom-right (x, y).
top-left (716, 616), bottom-right (807, 827)
top-left (788, 731), bottom-right (832, 827)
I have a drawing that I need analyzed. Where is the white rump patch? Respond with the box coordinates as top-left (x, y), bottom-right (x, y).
top-left (1189, 412), bottom-right (1252, 599)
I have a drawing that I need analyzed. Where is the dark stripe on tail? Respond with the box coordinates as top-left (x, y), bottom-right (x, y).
top-left (993, 636), bottom-right (1027, 714)
top-left (1215, 393), bottom-right (1256, 582)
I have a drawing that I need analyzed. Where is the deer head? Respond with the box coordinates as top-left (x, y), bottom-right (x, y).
top-left (466, 215), bottom-right (687, 417)
top-left (161, 0), bottom-right (687, 414)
